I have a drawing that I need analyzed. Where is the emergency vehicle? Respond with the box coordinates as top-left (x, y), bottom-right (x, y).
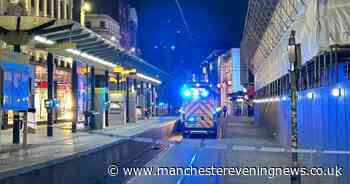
top-left (179, 82), bottom-right (219, 138)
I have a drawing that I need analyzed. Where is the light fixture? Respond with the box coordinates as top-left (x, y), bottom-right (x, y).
top-left (183, 89), bottom-right (191, 97)
top-left (192, 89), bottom-right (199, 97)
top-left (200, 89), bottom-right (209, 98)
top-left (66, 48), bottom-right (116, 68)
top-left (307, 92), bottom-right (315, 99)
top-left (136, 73), bottom-right (162, 84)
top-left (273, 97), bottom-right (280, 102)
top-left (34, 36), bottom-right (55, 45)
top-left (332, 88), bottom-right (342, 97)
top-left (82, 2), bottom-right (92, 12)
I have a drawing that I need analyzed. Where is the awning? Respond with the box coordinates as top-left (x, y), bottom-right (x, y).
top-left (34, 21), bottom-right (170, 81)
top-left (0, 16), bottom-right (170, 82)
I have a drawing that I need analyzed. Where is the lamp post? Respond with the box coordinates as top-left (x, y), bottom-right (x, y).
top-left (80, 1), bottom-right (91, 26)
top-left (288, 30), bottom-right (301, 184)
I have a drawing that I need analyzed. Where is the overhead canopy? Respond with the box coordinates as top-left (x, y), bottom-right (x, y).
top-left (0, 16), bottom-right (170, 82)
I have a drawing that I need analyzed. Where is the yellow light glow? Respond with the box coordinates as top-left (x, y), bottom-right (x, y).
top-left (109, 76), bottom-right (117, 83)
top-left (113, 66), bottom-right (124, 73)
top-left (82, 2), bottom-right (91, 12)
top-left (81, 67), bottom-right (89, 74)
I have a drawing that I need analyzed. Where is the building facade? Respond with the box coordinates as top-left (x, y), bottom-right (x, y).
top-left (115, 0), bottom-right (138, 51)
top-left (0, 0), bottom-right (78, 127)
top-left (242, 1), bottom-right (350, 182)
top-left (90, 0), bottom-right (138, 52)
top-left (218, 51), bottom-right (233, 112)
top-left (0, 0), bottom-right (164, 145)
top-left (0, 0), bottom-right (74, 19)
top-left (85, 14), bottom-right (122, 47)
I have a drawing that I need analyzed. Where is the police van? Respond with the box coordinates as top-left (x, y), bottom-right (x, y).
top-left (179, 82), bottom-right (219, 138)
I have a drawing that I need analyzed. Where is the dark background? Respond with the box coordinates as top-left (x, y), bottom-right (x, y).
top-left (90, 0), bottom-right (248, 107)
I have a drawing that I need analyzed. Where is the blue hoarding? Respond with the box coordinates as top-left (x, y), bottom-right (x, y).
top-left (0, 61), bottom-right (31, 111)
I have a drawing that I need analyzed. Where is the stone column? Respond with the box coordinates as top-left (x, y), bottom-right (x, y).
top-left (43, 0), bottom-right (47, 17)
top-left (68, 0), bottom-right (73, 19)
top-left (0, 0), bottom-right (4, 15)
top-left (49, 0), bottom-right (54, 17)
top-left (35, 0), bottom-right (39, 16)
top-left (63, 0), bottom-right (67, 19)
top-left (56, 0), bottom-right (61, 19)
top-left (26, 0), bottom-right (32, 16)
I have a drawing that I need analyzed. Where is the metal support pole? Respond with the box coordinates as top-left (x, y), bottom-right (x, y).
top-left (0, 111), bottom-right (2, 144)
top-left (140, 81), bottom-right (145, 119)
top-left (90, 66), bottom-right (95, 110)
top-left (151, 85), bottom-right (155, 117)
top-left (126, 77), bottom-right (130, 122)
top-left (288, 30), bottom-right (301, 184)
top-left (22, 111), bottom-right (28, 145)
top-left (116, 73), bottom-right (121, 90)
top-left (72, 61), bottom-right (78, 133)
top-left (105, 70), bottom-right (109, 127)
top-left (13, 37), bottom-right (21, 143)
top-left (13, 112), bottom-right (20, 144)
top-left (47, 53), bottom-right (54, 137)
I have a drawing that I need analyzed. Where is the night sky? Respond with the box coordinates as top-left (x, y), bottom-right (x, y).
top-left (91, 0), bottom-right (248, 105)
top-left (90, 0), bottom-right (247, 78)
top-left (134, 0), bottom-right (248, 77)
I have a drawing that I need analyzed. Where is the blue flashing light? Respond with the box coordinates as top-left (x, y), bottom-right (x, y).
top-left (200, 89), bottom-right (209, 98)
top-left (188, 117), bottom-right (195, 122)
top-left (192, 89), bottom-right (199, 97)
top-left (183, 89), bottom-right (192, 97)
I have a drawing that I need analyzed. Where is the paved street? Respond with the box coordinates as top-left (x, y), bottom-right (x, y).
top-left (124, 117), bottom-right (338, 184)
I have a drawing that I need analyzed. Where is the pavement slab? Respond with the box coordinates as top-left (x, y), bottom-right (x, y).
top-left (0, 116), bottom-right (178, 181)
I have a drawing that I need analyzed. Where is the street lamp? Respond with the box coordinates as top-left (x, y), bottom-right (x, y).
top-left (81, 1), bottom-right (91, 26)
top-left (288, 30), bottom-right (302, 184)
top-left (82, 2), bottom-right (92, 12)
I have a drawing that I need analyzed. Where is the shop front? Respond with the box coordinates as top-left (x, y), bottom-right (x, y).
top-left (34, 65), bottom-right (75, 123)
top-left (76, 62), bottom-right (89, 123)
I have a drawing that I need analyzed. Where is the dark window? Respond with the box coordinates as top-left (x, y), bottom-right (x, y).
top-left (66, 4), bottom-right (70, 19)
top-left (100, 21), bottom-right (106, 28)
top-left (85, 21), bottom-right (91, 28)
top-left (31, 0), bottom-right (35, 7)
top-left (60, 1), bottom-right (64, 19)
top-left (54, 0), bottom-right (58, 18)
top-left (39, 0), bottom-right (44, 12)
top-left (47, 0), bottom-right (51, 15)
